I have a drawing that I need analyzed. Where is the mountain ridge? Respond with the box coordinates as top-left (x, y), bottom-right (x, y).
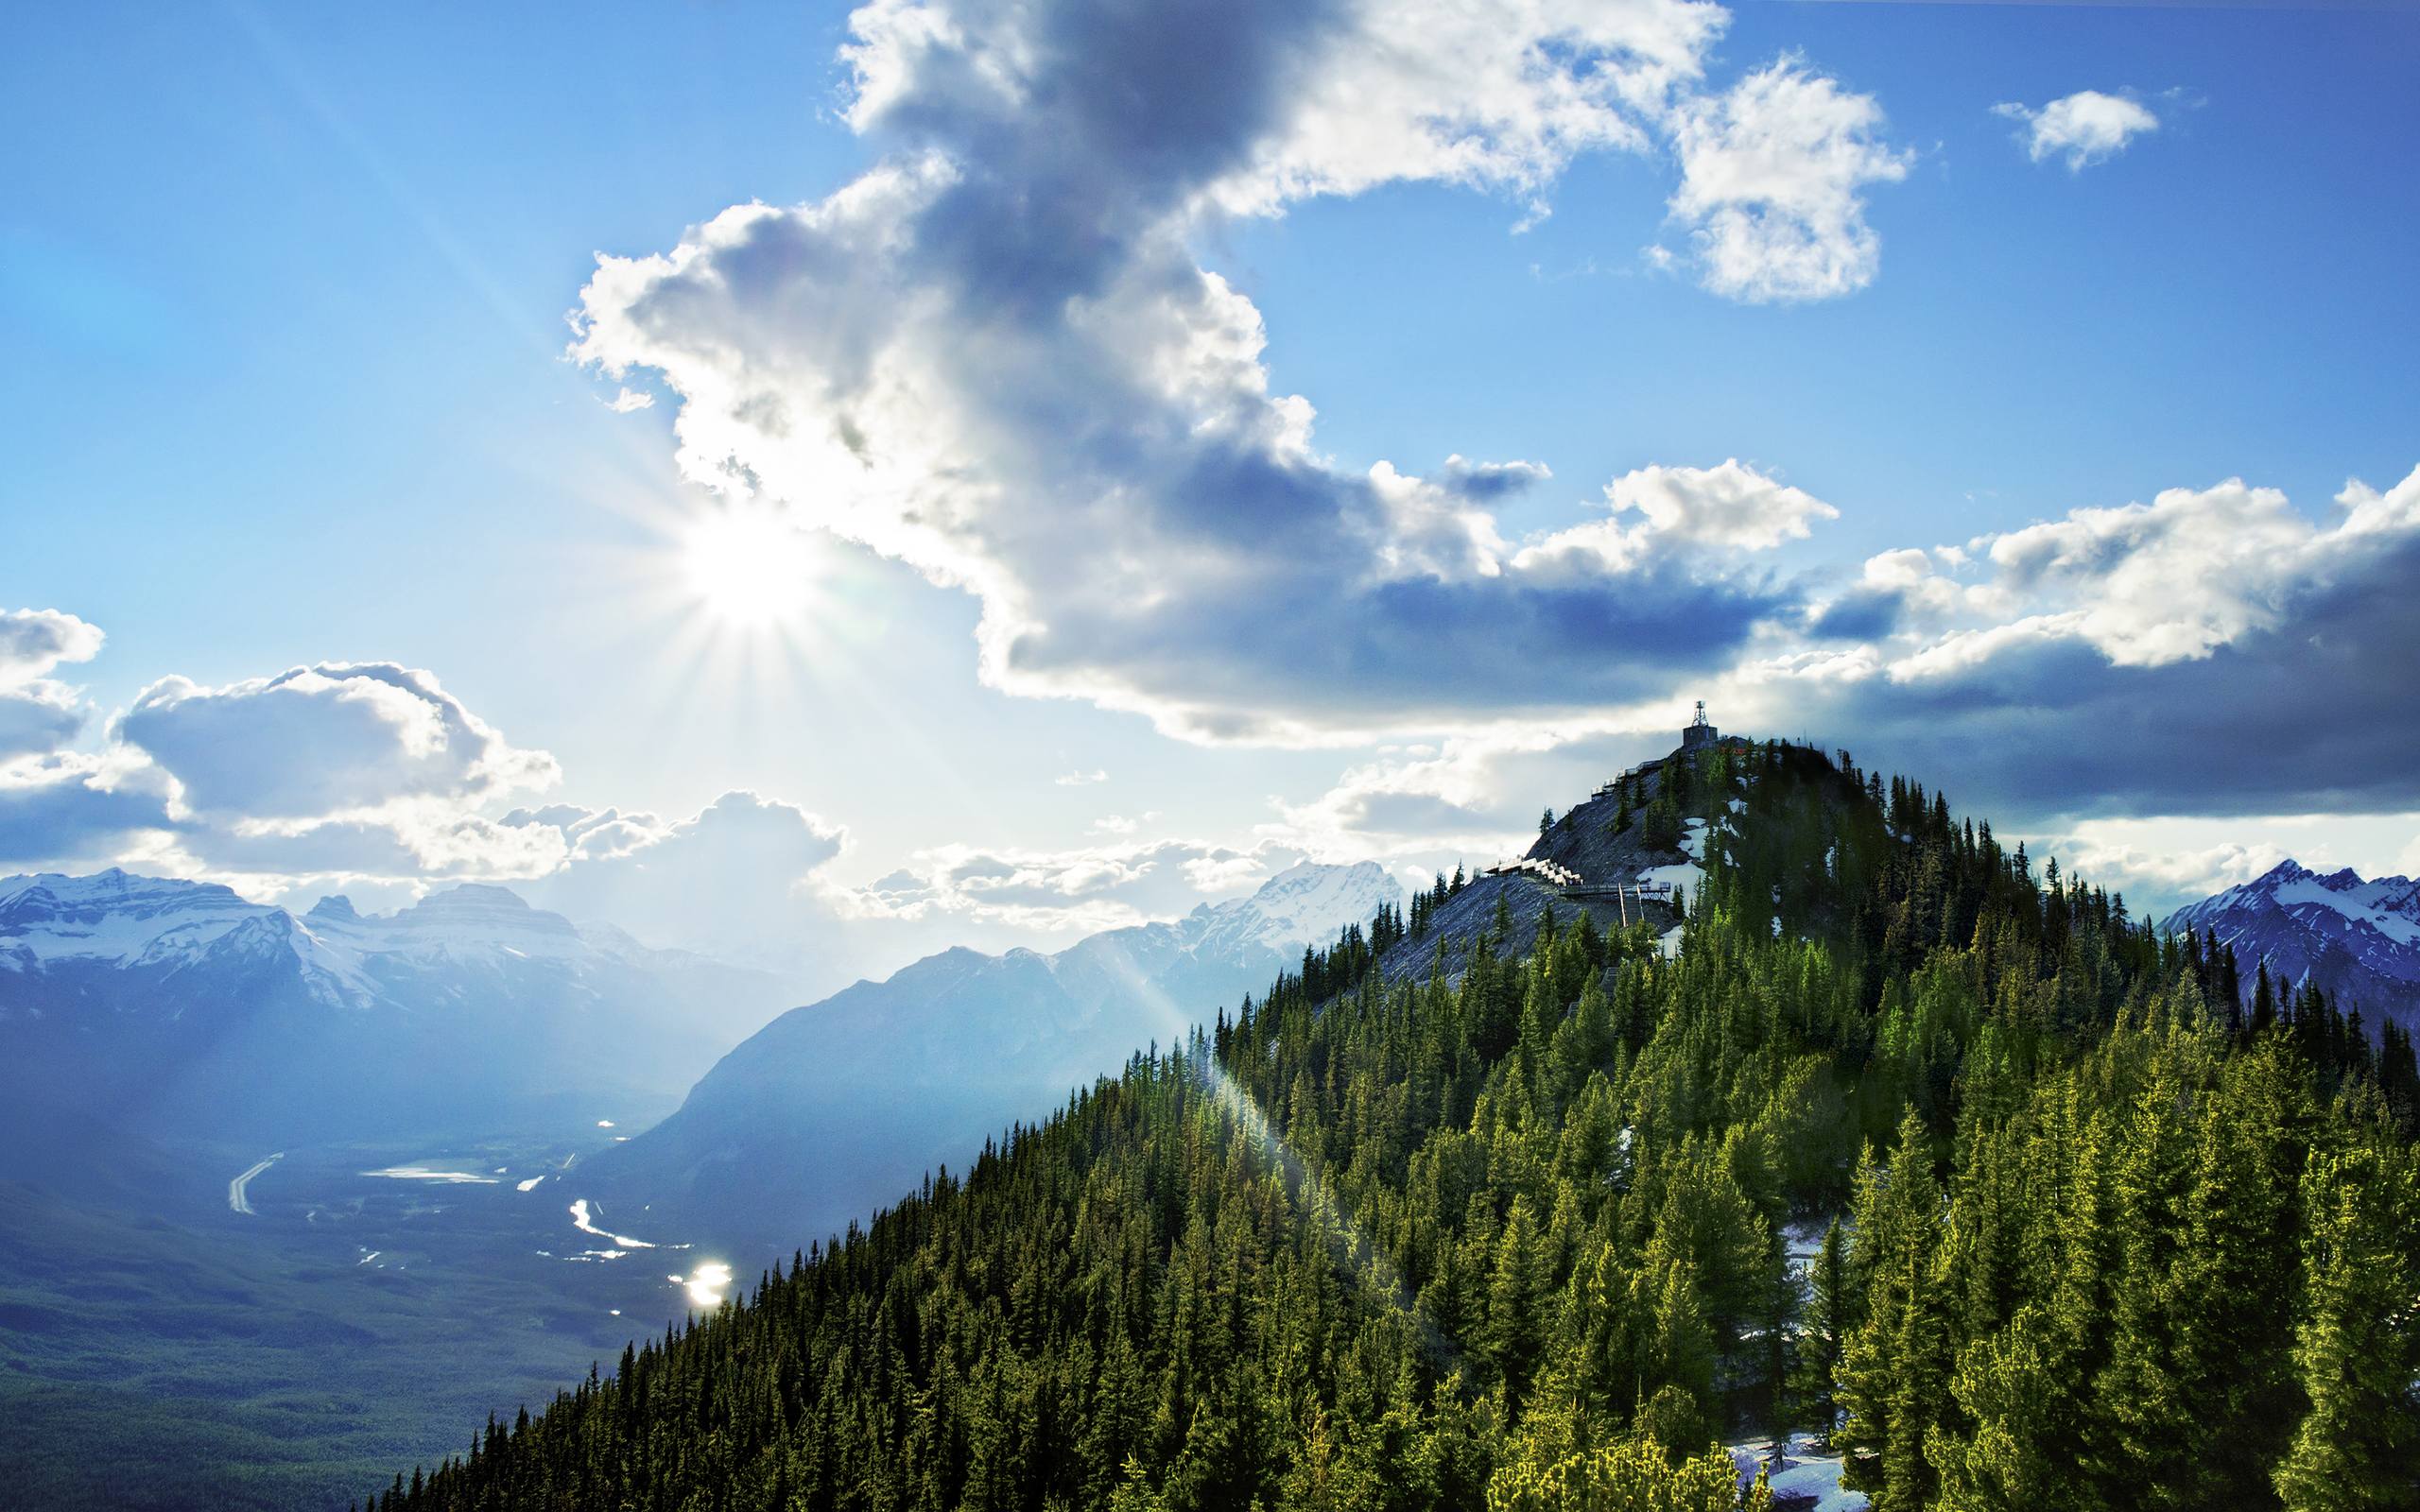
top-left (2161, 856), bottom-right (2420, 1032)
top-left (583, 859), bottom-right (1405, 1250)
top-left (0, 870), bottom-right (799, 1154)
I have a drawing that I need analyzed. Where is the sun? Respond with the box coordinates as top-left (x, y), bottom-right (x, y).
top-left (679, 505), bottom-right (818, 627)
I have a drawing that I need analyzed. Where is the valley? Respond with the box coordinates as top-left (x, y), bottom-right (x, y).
top-left (0, 1113), bottom-right (724, 1511)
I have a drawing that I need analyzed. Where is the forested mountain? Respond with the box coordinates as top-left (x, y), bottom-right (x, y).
top-left (367, 740), bottom-right (2420, 1512)
top-left (0, 871), bottom-right (794, 1155)
top-left (584, 862), bottom-right (1401, 1251)
top-left (2163, 859), bottom-right (2420, 1036)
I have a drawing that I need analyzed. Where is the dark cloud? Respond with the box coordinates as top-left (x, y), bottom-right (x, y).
top-left (1798, 524), bottom-right (2420, 821)
top-left (0, 762), bottom-right (173, 867)
top-left (1440, 455), bottom-right (1554, 502)
top-left (1806, 585), bottom-right (1905, 641)
top-left (0, 687), bottom-right (86, 760)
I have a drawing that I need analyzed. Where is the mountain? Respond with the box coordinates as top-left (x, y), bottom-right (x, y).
top-left (2161, 858), bottom-right (2420, 1032)
top-left (382, 734), bottom-right (2420, 1512)
top-left (584, 861), bottom-right (1402, 1250)
top-left (0, 869), bottom-right (796, 1157)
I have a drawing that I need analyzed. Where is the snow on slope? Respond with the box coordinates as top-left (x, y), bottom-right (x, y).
top-left (2166, 859), bottom-right (2420, 956)
top-left (1187, 861), bottom-right (1400, 958)
top-left (0, 869), bottom-right (668, 1008)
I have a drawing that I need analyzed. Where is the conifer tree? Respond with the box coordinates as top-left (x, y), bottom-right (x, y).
top-left (2273, 1143), bottom-right (2420, 1510)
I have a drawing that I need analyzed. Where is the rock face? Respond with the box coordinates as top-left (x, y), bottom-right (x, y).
top-left (589, 863), bottom-right (1403, 1252)
top-left (0, 870), bottom-right (795, 1156)
top-left (2162, 859), bottom-right (2420, 1034)
top-left (1370, 747), bottom-right (1720, 989)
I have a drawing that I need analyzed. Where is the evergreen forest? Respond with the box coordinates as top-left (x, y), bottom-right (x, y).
top-left (367, 742), bottom-right (2420, 1512)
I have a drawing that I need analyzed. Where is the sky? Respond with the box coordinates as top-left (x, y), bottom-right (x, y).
top-left (5, 0), bottom-right (2416, 994)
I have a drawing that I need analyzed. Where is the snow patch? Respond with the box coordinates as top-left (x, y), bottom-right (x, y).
top-left (1729, 1434), bottom-right (1866, 1512)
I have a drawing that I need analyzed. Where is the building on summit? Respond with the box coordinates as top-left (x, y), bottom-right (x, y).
top-left (1681, 700), bottom-right (1718, 752)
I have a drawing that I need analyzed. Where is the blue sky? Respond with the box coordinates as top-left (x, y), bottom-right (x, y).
top-left (6, 0), bottom-right (2417, 990)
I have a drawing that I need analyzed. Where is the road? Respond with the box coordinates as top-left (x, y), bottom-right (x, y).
top-left (227, 1152), bottom-right (283, 1214)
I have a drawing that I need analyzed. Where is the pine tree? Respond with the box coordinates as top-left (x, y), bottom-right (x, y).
top-left (2273, 1144), bottom-right (2420, 1510)
top-left (1796, 1218), bottom-right (1852, 1442)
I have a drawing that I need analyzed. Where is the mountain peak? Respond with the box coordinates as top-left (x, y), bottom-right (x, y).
top-left (1158, 859), bottom-right (1405, 962)
top-left (307, 895), bottom-right (360, 922)
top-left (2162, 855), bottom-right (2420, 1030)
top-left (409, 883), bottom-right (534, 913)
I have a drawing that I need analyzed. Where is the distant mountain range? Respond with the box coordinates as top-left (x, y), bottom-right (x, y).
top-left (2162, 859), bottom-right (2420, 1032)
top-left (585, 861), bottom-right (1402, 1250)
top-left (0, 869), bottom-right (796, 1158)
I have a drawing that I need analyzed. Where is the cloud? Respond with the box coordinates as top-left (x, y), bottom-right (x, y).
top-left (183, 805), bottom-right (570, 882)
top-left (0, 610), bottom-right (104, 684)
top-left (0, 608), bottom-right (106, 759)
top-left (1600, 458), bottom-right (1839, 553)
top-left (2033, 826), bottom-right (2291, 915)
top-left (604, 386), bottom-right (655, 412)
top-left (1266, 721), bottom-right (1628, 864)
top-left (1665, 60), bottom-right (1911, 302)
top-left (0, 681), bottom-right (88, 762)
top-left (119, 663), bottom-right (559, 819)
top-left (0, 648), bottom-right (571, 893)
top-left (845, 834), bottom-right (1310, 936)
top-left (1055, 768), bottom-right (1109, 787)
top-left (1806, 546), bottom-right (1972, 641)
top-left (1253, 461), bottom-right (2420, 858)
top-left (1747, 464), bottom-right (2420, 820)
top-left (512, 791), bottom-right (847, 963)
top-left (571, 0), bottom-right (1898, 746)
top-left (0, 753), bottom-right (175, 868)
top-left (1994, 90), bottom-right (2159, 171)
top-left (1440, 455), bottom-right (1553, 501)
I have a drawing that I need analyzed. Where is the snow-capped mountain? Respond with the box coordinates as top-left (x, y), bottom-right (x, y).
top-left (2161, 859), bottom-right (2420, 1032)
top-left (1193, 860), bottom-right (1401, 956)
top-left (0, 870), bottom-right (797, 1153)
top-left (1, 870), bottom-right (626, 1006)
top-left (584, 862), bottom-right (1403, 1251)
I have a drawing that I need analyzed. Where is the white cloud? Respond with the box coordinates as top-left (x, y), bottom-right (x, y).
top-left (0, 608), bottom-right (106, 759)
top-left (119, 662), bottom-right (559, 819)
top-left (1994, 90), bottom-right (2159, 172)
top-left (845, 834), bottom-right (1310, 937)
top-left (2038, 827), bottom-right (2290, 913)
top-left (568, 0), bottom-right (1898, 747)
top-left (1971, 474), bottom-right (2395, 667)
top-left (513, 791), bottom-right (846, 961)
top-left (0, 609), bottom-right (104, 684)
top-left (1055, 768), bottom-right (1109, 787)
top-left (604, 386), bottom-right (656, 412)
top-left (1511, 458), bottom-right (1838, 577)
top-left (1665, 60), bottom-right (1911, 302)
top-left (186, 803), bottom-right (570, 882)
top-left (843, 0), bottom-right (1729, 223)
